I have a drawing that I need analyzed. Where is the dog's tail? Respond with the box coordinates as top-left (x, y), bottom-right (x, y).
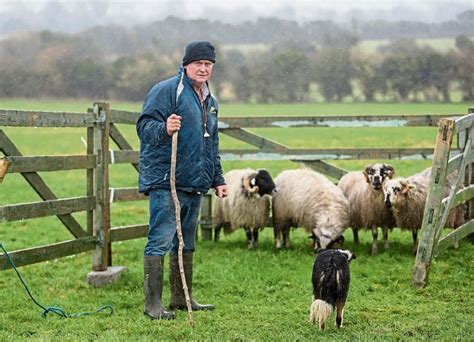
top-left (309, 299), bottom-right (333, 330)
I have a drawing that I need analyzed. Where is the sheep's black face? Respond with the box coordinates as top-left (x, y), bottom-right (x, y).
top-left (364, 163), bottom-right (395, 190)
top-left (255, 169), bottom-right (276, 196)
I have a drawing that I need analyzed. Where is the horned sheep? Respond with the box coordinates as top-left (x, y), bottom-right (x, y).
top-left (383, 167), bottom-right (465, 255)
top-left (337, 163), bottom-right (396, 255)
top-left (272, 169), bottom-right (350, 250)
top-left (213, 168), bottom-right (276, 248)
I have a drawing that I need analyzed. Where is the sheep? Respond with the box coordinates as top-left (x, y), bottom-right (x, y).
top-left (310, 249), bottom-right (356, 330)
top-left (213, 168), bottom-right (276, 248)
top-left (337, 163), bottom-right (396, 255)
top-left (272, 169), bottom-right (350, 250)
top-left (383, 167), bottom-right (465, 255)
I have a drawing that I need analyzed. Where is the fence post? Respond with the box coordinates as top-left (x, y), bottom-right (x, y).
top-left (412, 118), bottom-right (454, 288)
top-left (91, 102), bottom-right (111, 271)
top-left (200, 193), bottom-right (213, 240)
top-left (86, 108), bottom-right (94, 236)
top-left (86, 102), bottom-right (127, 287)
top-left (466, 108), bottom-right (474, 242)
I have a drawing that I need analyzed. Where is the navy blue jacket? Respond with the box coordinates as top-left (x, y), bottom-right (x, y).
top-left (136, 67), bottom-right (225, 194)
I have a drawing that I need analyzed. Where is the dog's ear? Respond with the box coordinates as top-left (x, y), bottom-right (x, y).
top-left (340, 249), bottom-right (356, 262)
top-left (348, 252), bottom-right (356, 262)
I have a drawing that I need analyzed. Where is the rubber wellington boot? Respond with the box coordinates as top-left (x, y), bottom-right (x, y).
top-left (169, 252), bottom-right (214, 311)
top-left (144, 255), bottom-right (175, 320)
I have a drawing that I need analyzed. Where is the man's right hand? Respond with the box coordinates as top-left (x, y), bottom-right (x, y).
top-left (166, 114), bottom-right (182, 136)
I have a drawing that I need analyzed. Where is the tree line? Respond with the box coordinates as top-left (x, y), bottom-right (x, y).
top-left (0, 29), bottom-right (473, 102)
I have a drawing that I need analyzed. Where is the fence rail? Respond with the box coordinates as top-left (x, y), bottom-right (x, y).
top-left (6, 155), bottom-right (96, 173)
top-left (0, 109), bottom-right (96, 127)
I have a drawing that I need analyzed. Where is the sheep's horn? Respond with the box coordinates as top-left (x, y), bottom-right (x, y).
top-left (249, 185), bottom-right (259, 193)
top-left (242, 173), bottom-right (258, 193)
top-left (0, 158), bottom-right (10, 183)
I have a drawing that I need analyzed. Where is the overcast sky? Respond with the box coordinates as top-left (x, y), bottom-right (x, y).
top-left (1, 0), bottom-right (472, 34)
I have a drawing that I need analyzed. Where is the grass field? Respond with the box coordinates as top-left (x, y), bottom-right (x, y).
top-left (356, 37), bottom-right (469, 54)
top-left (0, 99), bottom-right (473, 340)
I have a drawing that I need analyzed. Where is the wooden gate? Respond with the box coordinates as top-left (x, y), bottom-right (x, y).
top-left (0, 102), bottom-right (110, 271)
top-left (413, 110), bottom-right (474, 287)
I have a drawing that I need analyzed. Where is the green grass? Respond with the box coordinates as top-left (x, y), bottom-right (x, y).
top-left (1, 99), bottom-right (473, 339)
top-left (0, 230), bottom-right (472, 340)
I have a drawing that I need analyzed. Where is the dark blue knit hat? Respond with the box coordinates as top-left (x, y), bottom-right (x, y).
top-left (182, 41), bottom-right (216, 66)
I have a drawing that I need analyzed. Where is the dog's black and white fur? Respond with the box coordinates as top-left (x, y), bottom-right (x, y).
top-left (309, 249), bottom-right (355, 330)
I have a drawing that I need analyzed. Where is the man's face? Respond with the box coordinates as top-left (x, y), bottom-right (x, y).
top-left (185, 60), bottom-right (213, 85)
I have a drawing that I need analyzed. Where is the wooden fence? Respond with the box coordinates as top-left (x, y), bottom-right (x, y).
top-left (412, 109), bottom-right (474, 287)
top-left (0, 103), bottom-right (472, 287)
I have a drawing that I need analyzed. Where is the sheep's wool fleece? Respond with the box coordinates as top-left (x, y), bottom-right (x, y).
top-left (213, 168), bottom-right (270, 232)
top-left (273, 169), bottom-right (350, 238)
top-left (338, 171), bottom-right (394, 229)
top-left (390, 168), bottom-right (464, 230)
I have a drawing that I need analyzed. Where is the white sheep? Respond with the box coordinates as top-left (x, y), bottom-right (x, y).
top-left (213, 168), bottom-right (276, 248)
top-left (383, 167), bottom-right (465, 255)
top-left (337, 163), bottom-right (396, 255)
top-left (272, 169), bottom-right (350, 250)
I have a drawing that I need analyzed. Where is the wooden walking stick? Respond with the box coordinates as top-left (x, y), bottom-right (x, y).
top-left (170, 131), bottom-right (194, 326)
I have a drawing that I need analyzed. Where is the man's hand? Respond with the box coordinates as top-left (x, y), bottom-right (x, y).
top-left (166, 114), bottom-right (182, 136)
top-left (215, 185), bottom-right (228, 198)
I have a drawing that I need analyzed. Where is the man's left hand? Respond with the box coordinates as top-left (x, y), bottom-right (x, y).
top-left (215, 185), bottom-right (228, 198)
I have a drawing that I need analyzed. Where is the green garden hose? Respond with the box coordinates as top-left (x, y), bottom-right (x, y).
top-left (0, 242), bottom-right (114, 318)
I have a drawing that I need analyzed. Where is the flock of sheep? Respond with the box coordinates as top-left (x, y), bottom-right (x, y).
top-left (213, 164), bottom-right (465, 255)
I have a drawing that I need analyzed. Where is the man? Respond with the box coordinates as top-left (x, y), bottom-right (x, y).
top-left (136, 41), bottom-right (228, 320)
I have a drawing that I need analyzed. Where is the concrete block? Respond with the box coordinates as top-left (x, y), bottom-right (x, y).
top-left (86, 266), bottom-right (127, 287)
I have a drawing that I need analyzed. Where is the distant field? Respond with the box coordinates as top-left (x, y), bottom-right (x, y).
top-left (221, 37), bottom-right (470, 56)
top-left (356, 37), bottom-right (469, 54)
